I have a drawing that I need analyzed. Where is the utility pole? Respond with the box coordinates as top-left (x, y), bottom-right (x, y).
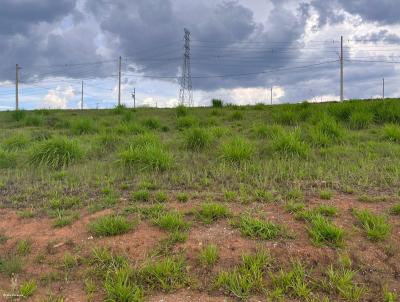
top-left (270, 87), bottom-right (273, 105)
top-left (81, 81), bottom-right (84, 110)
top-left (15, 64), bottom-right (20, 111)
top-left (382, 78), bottom-right (385, 100)
top-left (118, 56), bottom-right (122, 106)
top-left (340, 36), bottom-right (344, 102)
top-left (178, 28), bottom-right (193, 107)
top-left (131, 88), bottom-right (136, 109)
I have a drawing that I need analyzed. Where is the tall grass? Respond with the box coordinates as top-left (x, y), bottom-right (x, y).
top-left (0, 149), bottom-right (17, 169)
top-left (270, 130), bottom-right (310, 157)
top-left (382, 124), bottom-right (400, 143)
top-left (29, 137), bottom-right (83, 169)
top-left (353, 209), bottom-right (390, 241)
top-left (2, 134), bottom-right (29, 151)
top-left (184, 128), bottom-right (212, 151)
top-left (71, 118), bottom-right (96, 135)
top-left (220, 137), bottom-right (254, 163)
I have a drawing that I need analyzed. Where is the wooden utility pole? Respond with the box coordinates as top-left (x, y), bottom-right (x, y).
top-left (382, 78), bottom-right (385, 99)
top-left (81, 81), bottom-right (84, 110)
top-left (340, 36), bottom-right (344, 102)
top-left (15, 64), bottom-right (20, 111)
top-left (132, 88), bottom-right (136, 109)
top-left (118, 56), bottom-right (122, 106)
top-left (270, 87), bottom-right (273, 105)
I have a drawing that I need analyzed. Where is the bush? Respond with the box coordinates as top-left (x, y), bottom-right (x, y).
top-left (89, 215), bottom-right (133, 237)
top-left (220, 137), bottom-right (254, 163)
top-left (0, 149), bottom-right (17, 169)
top-left (29, 137), bottom-right (82, 169)
top-left (120, 143), bottom-right (172, 171)
top-left (383, 124), bottom-right (400, 143)
top-left (184, 128), bottom-right (212, 151)
top-left (212, 99), bottom-right (223, 108)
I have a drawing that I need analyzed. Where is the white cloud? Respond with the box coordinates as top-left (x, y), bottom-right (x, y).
top-left (42, 86), bottom-right (75, 109)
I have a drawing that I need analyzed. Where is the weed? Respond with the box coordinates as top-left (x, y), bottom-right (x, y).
top-left (155, 191), bottom-right (168, 203)
top-left (177, 116), bottom-right (198, 129)
top-left (0, 149), bottom-right (16, 169)
top-left (132, 190), bottom-right (150, 202)
top-left (349, 111), bottom-right (374, 129)
top-left (138, 257), bottom-right (188, 291)
top-left (120, 143), bottom-right (172, 171)
top-left (196, 202), bottom-right (230, 224)
top-left (63, 253), bottom-right (78, 269)
top-left (353, 209), bottom-right (390, 241)
top-left (285, 201), bottom-right (305, 213)
top-left (152, 212), bottom-right (189, 232)
top-left (2, 134), bottom-right (29, 151)
top-left (224, 190), bottom-right (238, 202)
top-left (176, 193), bottom-right (189, 203)
top-left (319, 190), bottom-right (332, 200)
top-left (16, 239), bottom-right (31, 256)
top-left (383, 286), bottom-right (398, 302)
top-left (199, 244), bottom-right (219, 266)
top-left (270, 130), bottom-right (310, 157)
top-left (216, 250), bottom-right (270, 299)
top-left (104, 267), bottom-right (144, 302)
top-left (232, 215), bottom-right (286, 240)
top-left (254, 189), bottom-right (275, 203)
top-left (220, 137), bottom-right (253, 163)
top-left (89, 215), bottom-right (133, 237)
top-left (315, 205), bottom-right (338, 217)
top-left (29, 137), bottom-right (82, 169)
top-left (151, 231), bottom-right (188, 257)
top-left (142, 117), bottom-right (161, 129)
top-left (390, 203), bottom-right (400, 215)
top-left (20, 279), bottom-right (37, 298)
top-left (53, 211), bottom-right (79, 228)
top-left (184, 127), bottom-right (212, 151)
top-left (307, 215), bottom-right (344, 247)
top-left (229, 111), bottom-right (244, 121)
top-left (89, 247), bottom-right (128, 273)
top-left (71, 118), bottom-right (96, 135)
top-left (383, 124), bottom-right (400, 143)
top-left (0, 255), bottom-right (23, 276)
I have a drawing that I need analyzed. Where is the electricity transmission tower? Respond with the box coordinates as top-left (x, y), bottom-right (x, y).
top-left (178, 28), bottom-right (193, 107)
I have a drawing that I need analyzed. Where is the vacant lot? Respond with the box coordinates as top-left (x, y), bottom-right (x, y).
top-left (0, 99), bottom-right (399, 301)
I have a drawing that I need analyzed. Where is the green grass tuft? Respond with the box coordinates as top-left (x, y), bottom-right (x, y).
top-left (307, 215), bottom-right (344, 247)
top-left (20, 279), bottom-right (37, 298)
top-left (383, 124), bottom-right (400, 143)
top-left (232, 215), bottom-right (286, 240)
top-left (199, 244), bottom-right (219, 266)
top-left (353, 209), bottom-right (390, 241)
top-left (152, 211), bottom-right (190, 232)
top-left (104, 267), bottom-right (144, 302)
top-left (270, 130), bottom-right (310, 157)
top-left (184, 127), bottom-right (212, 151)
top-left (220, 137), bottom-right (253, 163)
top-left (390, 203), bottom-right (400, 215)
top-left (29, 137), bottom-right (82, 169)
top-left (89, 215), bottom-right (133, 237)
top-left (196, 202), bottom-right (230, 224)
top-left (0, 149), bottom-right (17, 169)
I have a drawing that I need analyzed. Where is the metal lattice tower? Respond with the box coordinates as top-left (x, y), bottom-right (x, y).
top-left (178, 28), bottom-right (193, 107)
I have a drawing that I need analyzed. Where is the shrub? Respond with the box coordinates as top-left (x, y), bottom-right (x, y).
top-left (220, 137), bottom-right (254, 163)
top-left (353, 209), bottom-right (390, 241)
top-left (2, 134), bottom-right (29, 151)
top-left (29, 137), bottom-right (82, 169)
top-left (120, 143), bottom-right (172, 171)
top-left (349, 111), bottom-right (374, 129)
top-left (0, 149), bottom-right (16, 169)
top-left (199, 244), bottom-right (219, 266)
top-left (142, 117), bottom-right (161, 130)
top-left (212, 99), bottom-right (223, 108)
top-left (233, 215), bottom-right (285, 240)
top-left (89, 215), bottom-right (133, 237)
top-left (196, 202), bottom-right (230, 224)
top-left (177, 116), bottom-right (198, 129)
top-left (184, 128), bottom-right (212, 151)
top-left (270, 130), bottom-right (310, 157)
top-left (71, 118), bottom-right (96, 135)
top-left (383, 124), bottom-right (400, 143)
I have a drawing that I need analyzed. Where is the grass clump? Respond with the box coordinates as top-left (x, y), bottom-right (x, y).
top-left (120, 143), bottom-right (172, 171)
top-left (349, 111), bottom-right (373, 129)
top-left (321, 265), bottom-right (366, 301)
top-left (196, 202), bottom-right (230, 224)
top-left (155, 191), bottom-right (168, 203)
top-left (142, 117), bottom-right (161, 130)
top-left (104, 267), bottom-right (144, 302)
top-left (16, 239), bottom-right (32, 256)
top-left (20, 279), bottom-right (37, 298)
top-left (175, 105), bottom-right (188, 117)
top-left (184, 127), bottom-right (212, 151)
top-left (152, 212), bottom-right (189, 232)
top-left (215, 250), bottom-right (271, 299)
top-left (307, 215), bottom-right (344, 247)
top-left (177, 115), bottom-right (198, 129)
top-left (319, 190), bottom-right (333, 200)
top-left (2, 134), bottom-right (29, 151)
top-left (383, 286), bottom-right (398, 302)
top-left (269, 261), bottom-right (311, 300)
top-left (270, 130), bottom-right (310, 157)
top-left (71, 118), bottom-right (96, 135)
top-left (383, 124), bottom-right (400, 143)
top-left (232, 215), bottom-right (286, 240)
top-left (199, 244), bottom-right (219, 266)
top-left (229, 111), bottom-right (244, 121)
top-left (220, 137), bottom-right (253, 163)
top-left (89, 215), bottom-right (133, 237)
top-left (315, 205), bottom-right (338, 217)
top-left (390, 203), bottom-right (400, 215)
top-left (0, 255), bottom-right (23, 276)
top-left (353, 209), bottom-right (390, 241)
top-left (29, 137), bottom-right (82, 169)
top-left (0, 149), bottom-right (16, 169)
top-left (138, 257), bottom-right (188, 291)
top-left (176, 193), bottom-right (189, 203)
top-left (132, 190), bottom-right (150, 202)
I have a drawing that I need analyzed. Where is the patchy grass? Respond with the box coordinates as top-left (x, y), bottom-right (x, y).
top-left (152, 212), bottom-right (190, 232)
top-left (232, 215), bottom-right (287, 240)
top-left (199, 244), bottom-right (219, 266)
top-left (196, 202), bottom-right (230, 224)
top-left (220, 137), bottom-right (253, 163)
top-left (307, 215), bottom-right (344, 247)
top-left (390, 203), bottom-right (400, 215)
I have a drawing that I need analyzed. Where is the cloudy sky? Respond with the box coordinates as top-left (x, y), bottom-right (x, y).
top-left (0, 0), bottom-right (399, 110)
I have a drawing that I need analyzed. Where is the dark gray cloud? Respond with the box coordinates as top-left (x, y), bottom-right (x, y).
top-left (355, 30), bottom-right (400, 44)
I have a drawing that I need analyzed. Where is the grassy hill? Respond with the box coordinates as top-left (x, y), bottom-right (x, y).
top-left (0, 99), bottom-right (399, 301)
